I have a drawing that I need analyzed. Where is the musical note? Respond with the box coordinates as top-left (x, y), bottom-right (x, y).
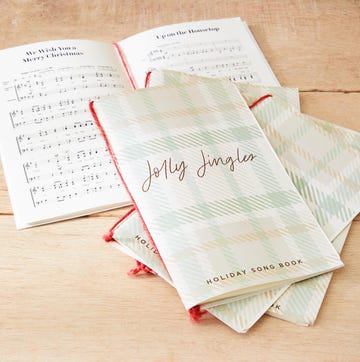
top-left (145, 39), bottom-right (258, 82)
top-left (1, 64), bottom-right (126, 209)
top-left (1, 65), bottom-right (122, 105)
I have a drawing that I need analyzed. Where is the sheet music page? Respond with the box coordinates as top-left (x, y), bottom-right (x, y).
top-left (0, 40), bottom-right (131, 228)
top-left (119, 18), bottom-right (279, 88)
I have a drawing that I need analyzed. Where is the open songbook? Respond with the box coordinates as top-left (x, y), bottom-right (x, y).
top-left (0, 17), bottom-right (277, 228)
top-left (90, 77), bottom-right (343, 310)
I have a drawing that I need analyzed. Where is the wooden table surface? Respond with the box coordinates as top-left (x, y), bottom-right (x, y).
top-left (0, 1), bottom-right (359, 361)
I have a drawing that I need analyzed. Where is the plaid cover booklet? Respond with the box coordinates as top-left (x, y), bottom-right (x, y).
top-left (91, 78), bottom-right (343, 310)
top-left (105, 72), bottom-right (360, 331)
top-left (109, 207), bottom-right (289, 333)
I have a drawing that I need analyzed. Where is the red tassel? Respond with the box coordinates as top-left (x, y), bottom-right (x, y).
top-left (189, 305), bottom-right (207, 322)
top-left (101, 208), bottom-right (137, 243)
top-left (249, 94), bottom-right (272, 109)
top-left (103, 232), bottom-right (114, 242)
top-left (128, 260), bottom-right (157, 276)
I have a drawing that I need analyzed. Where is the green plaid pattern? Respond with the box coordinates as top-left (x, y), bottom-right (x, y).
top-left (251, 97), bottom-right (359, 241)
top-left (111, 209), bottom-right (287, 333)
top-left (248, 95), bottom-right (359, 325)
top-left (149, 69), bottom-right (300, 111)
top-left (94, 78), bottom-right (342, 310)
top-left (267, 224), bottom-right (349, 325)
top-left (149, 70), bottom-right (358, 325)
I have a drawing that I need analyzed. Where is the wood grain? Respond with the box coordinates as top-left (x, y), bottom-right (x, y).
top-left (1, 0), bottom-right (359, 90)
top-left (0, 1), bottom-right (359, 361)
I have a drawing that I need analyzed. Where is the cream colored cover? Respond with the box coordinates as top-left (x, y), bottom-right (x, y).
top-left (92, 78), bottom-right (342, 310)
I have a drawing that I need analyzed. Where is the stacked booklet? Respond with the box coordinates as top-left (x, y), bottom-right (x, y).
top-left (89, 69), bottom-right (360, 332)
top-left (0, 17), bottom-right (359, 332)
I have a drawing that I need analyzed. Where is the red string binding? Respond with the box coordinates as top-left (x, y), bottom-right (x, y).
top-left (128, 260), bottom-right (157, 276)
top-left (103, 232), bottom-right (114, 242)
top-left (249, 94), bottom-right (272, 109)
top-left (144, 71), bottom-right (152, 88)
top-left (102, 207), bottom-right (137, 242)
top-left (112, 42), bottom-right (137, 90)
top-left (189, 305), bottom-right (207, 322)
top-left (89, 101), bottom-right (164, 266)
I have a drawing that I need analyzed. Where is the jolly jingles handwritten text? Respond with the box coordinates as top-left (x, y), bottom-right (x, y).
top-left (142, 148), bottom-right (256, 192)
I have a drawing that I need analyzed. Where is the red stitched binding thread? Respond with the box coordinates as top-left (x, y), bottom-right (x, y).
top-left (103, 207), bottom-right (136, 242)
top-left (103, 232), bottom-right (114, 242)
top-left (144, 71), bottom-right (152, 88)
top-left (128, 260), bottom-right (157, 276)
top-left (112, 42), bottom-right (136, 90)
top-left (89, 101), bottom-right (164, 268)
top-left (249, 94), bottom-right (272, 109)
top-left (189, 306), bottom-right (207, 322)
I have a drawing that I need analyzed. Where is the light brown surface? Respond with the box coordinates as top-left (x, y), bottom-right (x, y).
top-left (0, 1), bottom-right (359, 361)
